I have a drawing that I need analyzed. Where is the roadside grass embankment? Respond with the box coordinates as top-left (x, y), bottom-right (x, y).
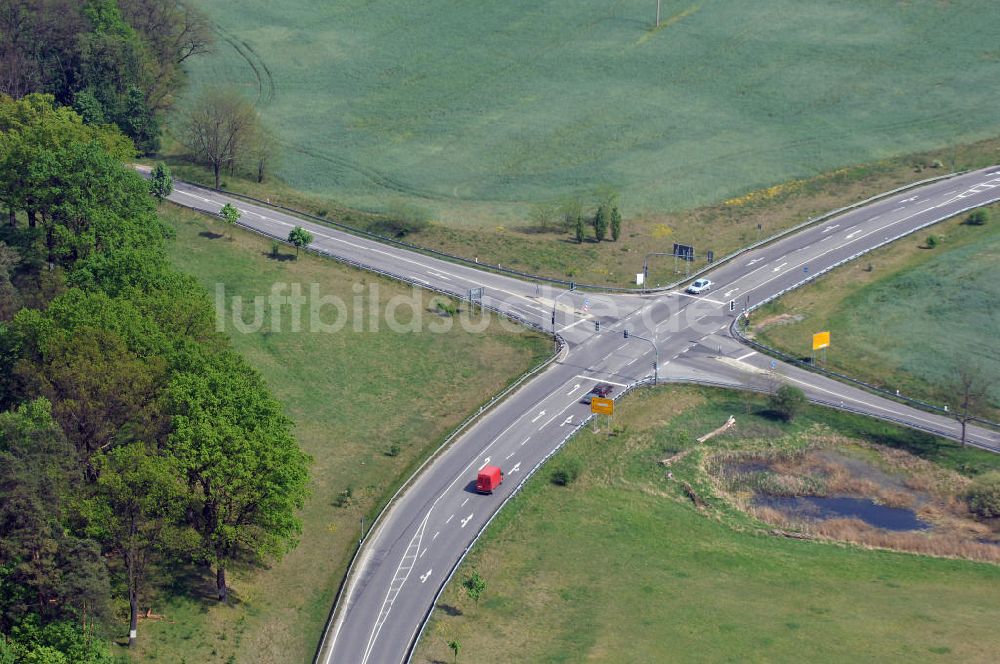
top-left (416, 386), bottom-right (1000, 663)
top-left (135, 204), bottom-right (551, 664)
top-left (152, 132), bottom-right (1000, 288)
top-left (753, 205), bottom-right (1000, 421)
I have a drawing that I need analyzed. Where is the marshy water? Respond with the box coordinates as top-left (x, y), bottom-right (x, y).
top-left (755, 495), bottom-right (929, 531)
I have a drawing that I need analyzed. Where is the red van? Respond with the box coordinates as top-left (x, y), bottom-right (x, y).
top-left (476, 466), bottom-right (504, 494)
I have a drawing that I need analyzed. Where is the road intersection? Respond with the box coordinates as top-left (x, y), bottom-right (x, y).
top-left (158, 165), bottom-right (1000, 663)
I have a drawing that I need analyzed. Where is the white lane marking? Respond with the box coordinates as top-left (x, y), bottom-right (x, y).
top-left (573, 375), bottom-right (629, 388)
top-left (615, 342), bottom-right (629, 351)
top-left (426, 270), bottom-right (452, 281)
top-left (460, 514), bottom-right (473, 528)
top-left (670, 290), bottom-right (725, 305)
top-left (772, 262), bottom-right (788, 272)
top-left (445, 514), bottom-right (454, 524)
top-left (520, 436), bottom-right (531, 446)
top-left (900, 196), bottom-right (918, 203)
top-left (723, 288), bottom-right (740, 297)
top-left (784, 374), bottom-right (947, 428)
top-left (510, 462), bottom-right (521, 474)
top-left (891, 206), bottom-right (905, 212)
top-left (419, 569), bottom-right (432, 583)
top-left (626, 357), bottom-right (638, 366)
top-left (478, 457), bottom-right (491, 470)
top-left (360, 511), bottom-right (429, 664)
top-left (506, 451), bottom-right (515, 460)
top-left (420, 548), bottom-right (426, 558)
top-left (461, 497), bottom-right (469, 507)
top-left (845, 229), bottom-right (862, 240)
top-left (531, 411), bottom-right (546, 423)
top-left (747, 258), bottom-right (763, 266)
top-left (821, 224), bottom-right (840, 234)
top-left (566, 384), bottom-right (582, 395)
top-left (432, 531), bottom-right (440, 541)
top-left (736, 351), bottom-right (757, 361)
top-left (558, 315), bottom-right (593, 332)
top-left (560, 415), bottom-right (574, 427)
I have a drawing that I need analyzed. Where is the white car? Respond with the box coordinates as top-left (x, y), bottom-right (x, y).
top-left (686, 278), bottom-right (713, 294)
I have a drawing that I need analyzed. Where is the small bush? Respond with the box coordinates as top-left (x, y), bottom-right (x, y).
top-left (375, 202), bottom-right (431, 237)
top-left (965, 209), bottom-right (988, 226)
top-left (270, 241), bottom-right (281, 257)
top-left (925, 235), bottom-right (938, 248)
top-left (966, 471), bottom-right (1000, 519)
top-left (551, 458), bottom-right (582, 486)
top-left (385, 444), bottom-right (401, 457)
top-left (769, 384), bottom-right (807, 422)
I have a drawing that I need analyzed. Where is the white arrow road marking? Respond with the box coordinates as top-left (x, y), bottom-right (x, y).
top-left (460, 514), bottom-right (473, 528)
top-left (478, 457), bottom-right (491, 470)
top-left (845, 230), bottom-right (862, 239)
top-left (821, 224), bottom-right (840, 233)
top-left (531, 411), bottom-right (546, 423)
top-left (420, 569), bottom-right (432, 584)
top-left (510, 462), bottom-right (521, 474)
top-left (747, 258), bottom-right (763, 266)
top-left (560, 415), bottom-right (574, 427)
top-left (566, 384), bottom-right (581, 395)
top-left (900, 195), bottom-right (918, 203)
top-left (772, 262), bottom-right (787, 272)
top-left (723, 288), bottom-right (740, 297)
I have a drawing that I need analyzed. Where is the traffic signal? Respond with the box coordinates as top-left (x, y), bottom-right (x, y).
top-left (729, 299), bottom-right (735, 312)
top-left (595, 320), bottom-right (601, 332)
top-left (623, 329), bottom-right (629, 339)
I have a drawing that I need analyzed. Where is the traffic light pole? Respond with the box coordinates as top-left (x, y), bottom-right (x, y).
top-left (551, 285), bottom-right (575, 332)
top-left (623, 329), bottom-right (659, 384)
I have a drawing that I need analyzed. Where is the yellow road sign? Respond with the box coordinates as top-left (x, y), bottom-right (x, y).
top-left (591, 397), bottom-right (614, 415)
top-left (812, 331), bottom-right (831, 351)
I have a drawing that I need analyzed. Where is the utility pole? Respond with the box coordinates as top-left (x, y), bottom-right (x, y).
top-left (656, 0), bottom-right (661, 27)
top-left (551, 285), bottom-right (575, 332)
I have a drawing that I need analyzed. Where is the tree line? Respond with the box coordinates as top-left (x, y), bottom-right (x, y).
top-left (0, 95), bottom-right (310, 661)
top-left (529, 195), bottom-right (624, 243)
top-left (0, 0), bottom-right (213, 154)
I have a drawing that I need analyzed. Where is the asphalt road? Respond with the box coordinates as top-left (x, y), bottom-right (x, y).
top-left (155, 166), bottom-right (1000, 664)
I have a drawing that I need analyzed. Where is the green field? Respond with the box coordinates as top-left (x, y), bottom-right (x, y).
top-left (180, 0), bottom-right (1000, 224)
top-left (755, 208), bottom-right (1000, 419)
top-left (136, 205), bottom-right (550, 663)
top-left (416, 387), bottom-right (1000, 663)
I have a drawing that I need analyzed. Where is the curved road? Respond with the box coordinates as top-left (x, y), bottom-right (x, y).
top-left (157, 166), bottom-right (1000, 663)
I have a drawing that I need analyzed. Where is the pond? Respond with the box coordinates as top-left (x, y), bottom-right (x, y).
top-left (755, 495), bottom-right (929, 532)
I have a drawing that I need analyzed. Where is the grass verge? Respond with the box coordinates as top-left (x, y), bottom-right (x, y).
top-left (134, 204), bottom-right (551, 663)
top-left (416, 386), bottom-right (1000, 663)
top-left (753, 205), bottom-right (1000, 421)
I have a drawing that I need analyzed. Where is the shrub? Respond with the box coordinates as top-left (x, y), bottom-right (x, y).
top-left (965, 209), bottom-right (989, 226)
top-left (375, 202), bottom-right (431, 236)
top-left (966, 471), bottom-right (1000, 519)
top-left (925, 235), bottom-right (938, 248)
top-left (550, 458), bottom-right (582, 486)
top-left (769, 384), bottom-right (807, 422)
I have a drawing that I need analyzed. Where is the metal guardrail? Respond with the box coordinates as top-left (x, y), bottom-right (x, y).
top-left (404, 375), bottom-right (656, 664)
top-left (175, 169), bottom-right (965, 294)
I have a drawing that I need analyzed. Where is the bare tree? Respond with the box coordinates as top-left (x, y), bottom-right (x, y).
top-left (177, 88), bottom-right (257, 189)
top-left (243, 124), bottom-right (278, 183)
top-left (949, 363), bottom-right (993, 446)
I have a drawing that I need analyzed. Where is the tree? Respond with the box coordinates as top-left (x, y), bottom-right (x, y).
top-left (965, 471), bottom-right (1000, 519)
top-left (574, 214), bottom-right (584, 243)
top-left (593, 204), bottom-right (608, 242)
top-left (610, 205), bottom-right (622, 241)
top-left (447, 639), bottom-right (461, 663)
top-left (965, 209), bottom-right (989, 226)
top-left (243, 125), bottom-right (278, 184)
top-left (83, 443), bottom-right (183, 647)
top-left (463, 570), bottom-right (486, 603)
top-left (166, 350), bottom-right (310, 603)
top-left (177, 88), bottom-right (258, 189)
top-left (948, 363), bottom-right (993, 446)
top-left (0, 242), bottom-right (20, 319)
top-left (219, 202), bottom-right (241, 237)
top-left (148, 162), bottom-right (172, 201)
top-left (769, 384), bottom-right (806, 422)
top-left (287, 226), bottom-right (313, 257)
